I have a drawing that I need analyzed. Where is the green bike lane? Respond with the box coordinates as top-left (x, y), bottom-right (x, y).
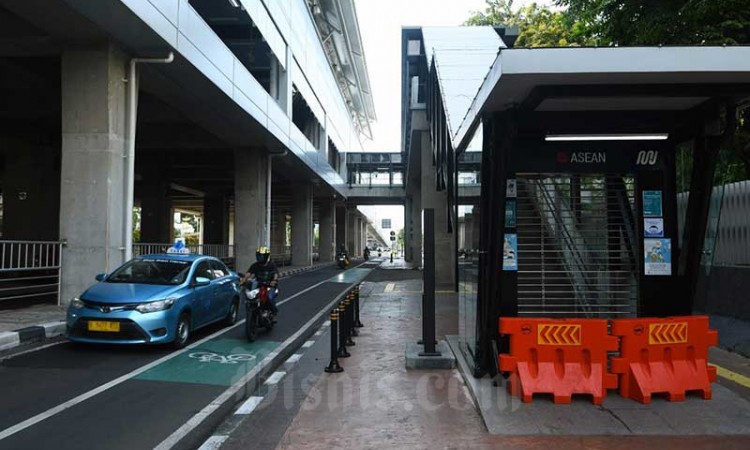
top-left (0, 266), bottom-right (374, 450)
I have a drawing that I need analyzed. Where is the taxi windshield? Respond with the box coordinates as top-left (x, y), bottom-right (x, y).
top-left (106, 259), bottom-right (192, 285)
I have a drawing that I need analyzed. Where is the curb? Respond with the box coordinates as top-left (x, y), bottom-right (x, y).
top-left (0, 321), bottom-right (66, 353)
top-left (278, 262), bottom-right (335, 278)
top-left (156, 281), bottom-right (360, 450)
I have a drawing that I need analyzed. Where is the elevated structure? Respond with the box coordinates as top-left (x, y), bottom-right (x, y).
top-left (0, 0), bottom-right (376, 305)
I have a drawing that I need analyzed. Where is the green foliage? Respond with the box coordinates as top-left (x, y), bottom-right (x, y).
top-left (465, 0), bottom-right (595, 47)
top-left (557, 0), bottom-right (750, 46)
top-left (397, 228), bottom-right (405, 250)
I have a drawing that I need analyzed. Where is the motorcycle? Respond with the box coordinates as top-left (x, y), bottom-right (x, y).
top-left (244, 282), bottom-right (276, 342)
top-left (337, 252), bottom-right (350, 269)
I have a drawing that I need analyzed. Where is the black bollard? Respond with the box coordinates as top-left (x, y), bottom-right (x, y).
top-left (324, 309), bottom-right (344, 373)
top-left (354, 285), bottom-right (364, 328)
top-left (337, 303), bottom-right (351, 358)
top-left (344, 297), bottom-right (356, 346)
top-left (348, 293), bottom-right (359, 337)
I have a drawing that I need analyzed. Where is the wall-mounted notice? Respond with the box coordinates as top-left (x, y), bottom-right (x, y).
top-left (642, 190), bottom-right (663, 217)
top-left (505, 199), bottom-right (517, 228)
top-left (503, 233), bottom-right (518, 271)
top-left (506, 179), bottom-right (517, 198)
top-left (644, 238), bottom-right (672, 276)
top-left (644, 218), bottom-right (664, 237)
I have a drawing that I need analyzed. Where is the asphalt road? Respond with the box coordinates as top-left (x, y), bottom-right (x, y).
top-left (0, 262), bottom-right (371, 450)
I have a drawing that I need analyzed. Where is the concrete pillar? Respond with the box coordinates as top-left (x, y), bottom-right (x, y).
top-left (360, 219), bottom-right (367, 254)
top-left (270, 206), bottom-right (287, 257)
top-left (291, 184), bottom-right (313, 266)
top-left (140, 158), bottom-right (172, 243)
top-left (234, 148), bottom-right (270, 272)
top-left (59, 45), bottom-right (128, 305)
top-left (346, 208), bottom-right (356, 254)
top-left (319, 198), bottom-right (336, 262)
top-left (203, 191), bottom-right (228, 245)
top-left (421, 131), bottom-right (455, 286)
top-left (335, 204), bottom-right (347, 253)
top-left (405, 191), bottom-right (422, 265)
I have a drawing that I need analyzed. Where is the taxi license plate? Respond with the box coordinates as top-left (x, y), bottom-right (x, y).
top-left (88, 321), bottom-right (120, 332)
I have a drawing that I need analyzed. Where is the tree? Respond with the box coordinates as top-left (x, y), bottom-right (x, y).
top-left (465, 0), bottom-right (594, 47)
top-left (556, 0), bottom-right (750, 180)
top-left (557, 0), bottom-right (750, 46)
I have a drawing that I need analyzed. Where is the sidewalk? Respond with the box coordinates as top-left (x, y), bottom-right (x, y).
top-left (0, 261), bottom-right (334, 353)
top-left (215, 265), bottom-right (750, 450)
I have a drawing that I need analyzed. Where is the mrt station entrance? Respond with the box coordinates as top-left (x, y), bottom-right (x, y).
top-left (509, 142), bottom-right (675, 320)
top-left (459, 84), bottom-right (750, 377)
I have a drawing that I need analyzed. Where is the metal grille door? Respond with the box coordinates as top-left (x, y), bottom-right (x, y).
top-left (516, 176), bottom-right (638, 318)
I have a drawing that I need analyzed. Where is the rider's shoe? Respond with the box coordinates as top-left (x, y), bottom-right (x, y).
top-left (270, 313), bottom-right (278, 323)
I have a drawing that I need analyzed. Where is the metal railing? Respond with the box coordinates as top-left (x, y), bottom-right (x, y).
top-left (0, 240), bottom-right (65, 305)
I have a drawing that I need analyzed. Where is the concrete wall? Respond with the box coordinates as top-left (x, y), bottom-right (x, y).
top-left (1, 139), bottom-right (60, 241)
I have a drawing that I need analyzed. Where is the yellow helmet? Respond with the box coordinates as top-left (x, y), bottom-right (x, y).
top-left (256, 245), bottom-right (270, 263)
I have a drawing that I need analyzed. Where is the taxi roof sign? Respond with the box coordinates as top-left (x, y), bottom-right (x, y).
top-left (166, 241), bottom-right (190, 254)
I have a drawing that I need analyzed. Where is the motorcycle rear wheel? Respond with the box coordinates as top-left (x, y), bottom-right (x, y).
top-left (245, 309), bottom-right (258, 342)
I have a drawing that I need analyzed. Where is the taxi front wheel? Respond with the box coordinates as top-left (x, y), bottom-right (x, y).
top-left (173, 313), bottom-right (191, 349)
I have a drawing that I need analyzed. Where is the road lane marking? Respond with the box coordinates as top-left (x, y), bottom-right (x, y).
top-left (265, 371), bottom-right (286, 385)
top-left (286, 354), bottom-right (303, 364)
top-left (711, 363), bottom-right (750, 389)
top-left (234, 396), bottom-right (264, 415)
top-left (302, 340), bottom-right (315, 348)
top-left (197, 435), bottom-right (228, 450)
top-left (384, 283), bottom-right (395, 292)
top-left (0, 340), bottom-right (65, 361)
top-left (153, 280), bottom-right (361, 450)
top-left (0, 316), bottom-right (247, 442)
top-left (0, 265), bottom-right (361, 442)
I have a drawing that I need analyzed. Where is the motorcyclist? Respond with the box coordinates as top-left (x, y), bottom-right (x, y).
top-left (363, 246), bottom-right (370, 260)
top-left (240, 245), bottom-right (279, 321)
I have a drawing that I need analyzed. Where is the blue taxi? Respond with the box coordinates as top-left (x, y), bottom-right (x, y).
top-left (66, 251), bottom-right (240, 348)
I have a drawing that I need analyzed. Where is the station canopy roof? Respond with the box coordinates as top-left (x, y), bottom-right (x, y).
top-left (452, 45), bottom-right (750, 150)
top-left (421, 26), bottom-right (504, 138)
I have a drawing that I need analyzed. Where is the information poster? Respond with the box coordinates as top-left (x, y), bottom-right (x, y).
top-left (644, 218), bottom-right (664, 237)
top-left (642, 191), bottom-right (663, 217)
top-left (503, 233), bottom-right (518, 271)
top-left (505, 199), bottom-right (517, 228)
top-left (644, 238), bottom-right (672, 275)
top-left (506, 179), bottom-right (517, 198)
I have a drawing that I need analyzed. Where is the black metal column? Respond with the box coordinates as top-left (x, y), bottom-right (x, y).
top-left (420, 208), bottom-right (439, 356)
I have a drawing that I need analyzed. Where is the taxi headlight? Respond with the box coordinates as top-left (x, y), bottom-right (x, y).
top-left (70, 298), bottom-right (85, 310)
top-left (136, 298), bottom-right (176, 314)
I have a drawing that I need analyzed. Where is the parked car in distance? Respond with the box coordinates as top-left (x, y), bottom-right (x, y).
top-left (66, 253), bottom-right (240, 348)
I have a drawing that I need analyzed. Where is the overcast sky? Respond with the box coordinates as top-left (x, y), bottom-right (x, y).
top-left (355, 0), bottom-right (553, 151)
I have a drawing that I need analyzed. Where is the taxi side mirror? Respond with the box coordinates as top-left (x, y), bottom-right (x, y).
top-left (95, 273), bottom-right (107, 282)
top-left (193, 277), bottom-right (211, 287)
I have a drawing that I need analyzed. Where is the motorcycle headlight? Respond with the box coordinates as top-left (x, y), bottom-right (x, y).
top-left (136, 298), bottom-right (176, 314)
top-left (246, 288), bottom-right (260, 298)
top-left (70, 298), bottom-right (85, 310)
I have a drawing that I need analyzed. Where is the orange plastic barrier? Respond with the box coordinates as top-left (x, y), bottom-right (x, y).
top-left (610, 315), bottom-right (718, 404)
top-left (498, 318), bottom-right (618, 404)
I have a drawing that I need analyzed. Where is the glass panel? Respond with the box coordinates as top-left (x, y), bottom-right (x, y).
top-left (457, 125), bottom-right (483, 361)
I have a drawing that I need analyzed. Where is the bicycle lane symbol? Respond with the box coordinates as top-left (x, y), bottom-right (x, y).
top-left (188, 351), bottom-right (257, 365)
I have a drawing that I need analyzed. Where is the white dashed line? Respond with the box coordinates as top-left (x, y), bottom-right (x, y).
top-left (235, 396), bottom-right (264, 415)
top-left (265, 371), bottom-right (286, 385)
top-left (197, 435), bottom-right (228, 450)
top-left (286, 354), bottom-right (303, 364)
top-left (302, 340), bottom-right (315, 348)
